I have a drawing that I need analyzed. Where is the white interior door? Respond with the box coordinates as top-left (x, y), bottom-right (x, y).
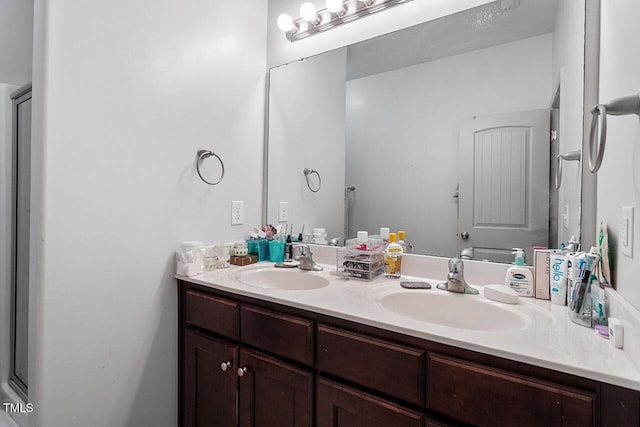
top-left (458, 109), bottom-right (550, 264)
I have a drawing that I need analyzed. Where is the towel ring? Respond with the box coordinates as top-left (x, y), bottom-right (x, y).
top-left (589, 93), bottom-right (640, 173)
top-left (555, 150), bottom-right (581, 190)
top-left (196, 149), bottom-right (225, 185)
top-left (303, 168), bottom-right (321, 192)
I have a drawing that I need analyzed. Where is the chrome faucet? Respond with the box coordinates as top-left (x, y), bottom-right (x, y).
top-left (292, 244), bottom-right (324, 271)
top-left (436, 257), bottom-right (479, 294)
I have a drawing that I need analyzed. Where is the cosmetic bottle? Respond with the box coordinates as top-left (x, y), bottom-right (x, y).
top-left (384, 233), bottom-right (403, 278)
top-left (397, 230), bottom-right (412, 254)
top-left (379, 227), bottom-right (390, 244)
top-left (285, 234), bottom-right (292, 261)
top-left (505, 248), bottom-right (533, 297)
top-left (550, 251), bottom-right (569, 305)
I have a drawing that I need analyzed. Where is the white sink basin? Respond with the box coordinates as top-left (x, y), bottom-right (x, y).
top-left (378, 291), bottom-right (530, 332)
top-left (231, 267), bottom-right (330, 290)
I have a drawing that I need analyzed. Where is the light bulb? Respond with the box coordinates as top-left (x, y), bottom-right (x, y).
top-left (326, 0), bottom-right (345, 14)
top-left (277, 13), bottom-right (295, 32)
top-left (300, 2), bottom-right (319, 23)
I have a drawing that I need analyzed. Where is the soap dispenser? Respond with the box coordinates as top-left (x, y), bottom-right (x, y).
top-left (505, 248), bottom-right (533, 297)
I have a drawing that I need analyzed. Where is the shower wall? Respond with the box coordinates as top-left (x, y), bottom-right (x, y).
top-left (0, 83), bottom-right (18, 418)
top-left (1, 2), bottom-right (33, 424)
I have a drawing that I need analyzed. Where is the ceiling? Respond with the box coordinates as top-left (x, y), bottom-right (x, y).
top-left (347, 0), bottom-right (560, 80)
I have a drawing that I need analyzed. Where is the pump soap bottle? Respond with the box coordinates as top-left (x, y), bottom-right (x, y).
top-left (384, 232), bottom-right (403, 278)
top-left (505, 248), bottom-right (533, 297)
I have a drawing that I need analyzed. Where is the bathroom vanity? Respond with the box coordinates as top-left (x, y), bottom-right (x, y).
top-left (177, 258), bottom-right (640, 426)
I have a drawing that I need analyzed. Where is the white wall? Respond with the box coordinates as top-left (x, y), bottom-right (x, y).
top-left (552, 0), bottom-right (585, 249)
top-left (597, 1), bottom-right (640, 311)
top-left (0, 0), bottom-right (33, 86)
top-left (267, 0), bottom-right (491, 67)
top-left (29, 0), bottom-right (267, 425)
top-left (346, 34), bottom-right (552, 257)
top-left (268, 48), bottom-right (346, 239)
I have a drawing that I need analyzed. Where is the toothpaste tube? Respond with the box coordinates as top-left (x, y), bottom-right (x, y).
top-left (550, 252), bottom-right (568, 305)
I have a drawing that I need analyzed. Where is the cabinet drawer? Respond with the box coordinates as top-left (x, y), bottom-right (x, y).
top-left (317, 377), bottom-right (424, 427)
top-left (428, 353), bottom-right (595, 427)
top-left (317, 324), bottom-right (425, 406)
top-left (185, 290), bottom-right (239, 340)
top-left (241, 305), bottom-right (314, 366)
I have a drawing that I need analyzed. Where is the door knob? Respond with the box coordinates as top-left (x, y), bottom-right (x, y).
top-left (460, 231), bottom-right (470, 240)
top-left (220, 361), bottom-right (232, 372)
top-left (237, 367), bottom-right (248, 377)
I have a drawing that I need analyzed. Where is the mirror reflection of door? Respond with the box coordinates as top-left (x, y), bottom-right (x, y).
top-left (458, 109), bottom-right (550, 263)
top-left (549, 83), bottom-right (561, 249)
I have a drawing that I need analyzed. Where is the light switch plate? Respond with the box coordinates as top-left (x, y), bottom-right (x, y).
top-left (279, 202), bottom-right (289, 222)
top-left (231, 201), bottom-right (244, 225)
top-left (621, 206), bottom-right (634, 258)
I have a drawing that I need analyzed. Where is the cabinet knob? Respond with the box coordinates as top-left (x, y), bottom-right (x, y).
top-left (237, 367), bottom-right (248, 377)
top-left (220, 361), bottom-right (232, 372)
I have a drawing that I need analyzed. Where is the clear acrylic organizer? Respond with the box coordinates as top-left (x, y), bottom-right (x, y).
top-left (336, 239), bottom-right (385, 281)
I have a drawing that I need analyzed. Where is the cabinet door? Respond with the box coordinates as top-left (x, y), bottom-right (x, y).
top-left (317, 377), bottom-right (425, 427)
top-left (183, 329), bottom-right (237, 427)
top-left (238, 349), bottom-right (313, 427)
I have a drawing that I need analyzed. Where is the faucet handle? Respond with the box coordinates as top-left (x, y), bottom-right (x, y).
top-left (448, 257), bottom-right (464, 274)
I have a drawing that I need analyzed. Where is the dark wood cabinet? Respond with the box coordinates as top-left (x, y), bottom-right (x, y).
top-left (183, 329), bottom-right (237, 427)
top-left (180, 286), bottom-right (313, 427)
top-left (238, 349), bottom-right (313, 427)
top-left (178, 280), bottom-right (640, 427)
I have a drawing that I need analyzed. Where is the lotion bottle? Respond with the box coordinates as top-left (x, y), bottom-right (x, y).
top-left (505, 248), bottom-right (533, 297)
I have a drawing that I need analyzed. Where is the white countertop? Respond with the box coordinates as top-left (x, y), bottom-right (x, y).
top-left (177, 247), bottom-right (640, 391)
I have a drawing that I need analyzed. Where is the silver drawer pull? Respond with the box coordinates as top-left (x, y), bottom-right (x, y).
top-left (237, 367), bottom-right (248, 377)
top-left (220, 361), bottom-right (232, 372)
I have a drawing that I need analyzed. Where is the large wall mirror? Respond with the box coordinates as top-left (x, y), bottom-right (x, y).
top-left (265, 0), bottom-right (586, 264)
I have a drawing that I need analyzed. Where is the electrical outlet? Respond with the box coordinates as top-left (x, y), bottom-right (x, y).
top-left (279, 202), bottom-right (289, 223)
top-left (231, 201), bottom-right (244, 225)
top-left (621, 206), bottom-right (634, 258)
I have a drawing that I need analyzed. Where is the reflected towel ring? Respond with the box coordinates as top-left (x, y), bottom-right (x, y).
top-left (589, 105), bottom-right (607, 173)
top-left (555, 150), bottom-right (581, 190)
top-left (303, 168), bottom-right (321, 192)
top-left (589, 93), bottom-right (640, 173)
top-left (196, 149), bottom-right (225, 185)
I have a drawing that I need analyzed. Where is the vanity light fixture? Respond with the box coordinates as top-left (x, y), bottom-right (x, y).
top-left (278, 0), bottom-right (414, 42)
top-left (326, 0), bottom-right (346, 16)
top-left (277, 13), bottom-right (298, 33)
top-left (300, 2), bottom-right (320, 25)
